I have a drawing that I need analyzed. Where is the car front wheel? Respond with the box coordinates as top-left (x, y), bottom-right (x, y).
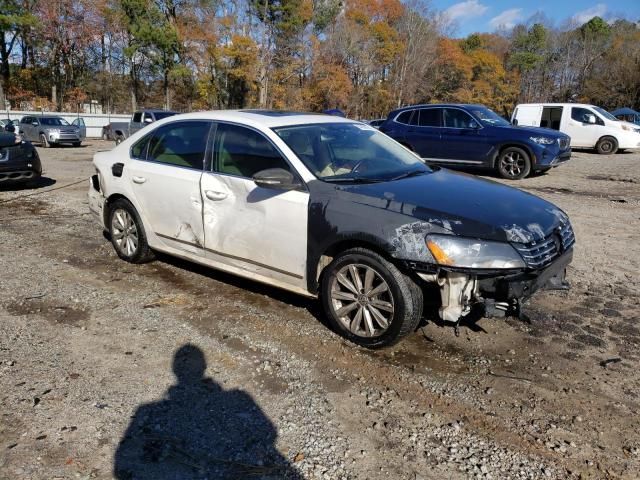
top-left (596, 136), bottom-right (618, 155)
top-left (497, 147), bottom-right (531, 180)
top-left (39, 133), bottom-right (50, 148)
top-left (108, 199), bottom-right (155, 263)
top-left (321, 248), bottom-right (423, 348)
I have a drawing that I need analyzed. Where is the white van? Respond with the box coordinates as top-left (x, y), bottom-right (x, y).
top-left (512, 103), bottom-right (640, 154)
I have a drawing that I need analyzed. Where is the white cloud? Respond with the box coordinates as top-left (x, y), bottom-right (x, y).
top-left (444, 0), bottom-right (489, 22)
top-left (489, 8), bottom-right (524, 29)
top-left (572, 3), bottom-right (607, 24)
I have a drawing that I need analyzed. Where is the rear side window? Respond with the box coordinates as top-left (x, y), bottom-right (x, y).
top-left (147, 121), bottom-right (211, 169)
top-left (132, 112), bottom-right (142, 123)
top-left (213, 123), bottom-right (290, 178)
top-left (417, 108), bottom-right (440, 127)
top-left (395, 110), bottom-right (413, 125)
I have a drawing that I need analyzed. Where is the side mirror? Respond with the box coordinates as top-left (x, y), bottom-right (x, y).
top-left (469, 120), bottom-right (481, 129)
top-left (253, 168), bottom-right (301, 190)
top-left (586, 114), bottom-right (596, 124)
top-left (32, 121), bottom-right (39, 126)
top-left (144, 117), bottom-right (153, 124)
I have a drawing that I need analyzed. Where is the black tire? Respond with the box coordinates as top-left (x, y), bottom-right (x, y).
top-left (73, 141), bottom-right (81, 147)
top-left (497, 146), bottom-right (531, 180)
top-left (108, 198), bottom-right (155, 264)
top-left (115, 135), bottom-right (124, 145)
top-left (39, 133), bottom-right (50, 148)
top-left (321, 248), bottom-right (423, 348)
top-left (596, 136), bottom-right (618, 155)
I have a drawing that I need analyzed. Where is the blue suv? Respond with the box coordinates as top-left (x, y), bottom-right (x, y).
top-left (379, 104), bottom-right (571, 180)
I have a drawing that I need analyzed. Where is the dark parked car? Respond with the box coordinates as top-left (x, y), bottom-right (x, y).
top-left (0, 132), bottom-right (42, 185)
top-left (379, 104), bottom-right (571, 180)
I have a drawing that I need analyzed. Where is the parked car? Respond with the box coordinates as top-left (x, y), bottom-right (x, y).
top-left (611, 107), bottom-right (640, 126)
top-left (89, 110), bottom-right (575, 348)
top-left (0, 132), bottom-right (42, 185)
top-left (367, 119), bottom-right (385, 128)
top-left (19, 115), bottom-right (85, 147)
top-left (379, 104), bottom-right (571, 180)
top-left (109, 109), bottom-right (177, 144)
top-left (512, 103), bottom-right (640, 154)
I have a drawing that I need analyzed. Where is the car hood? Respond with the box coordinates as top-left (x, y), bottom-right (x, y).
top-left (500, 125), bottom-right (567, 138)
top-left (333, 168), bottom-right (568, 244)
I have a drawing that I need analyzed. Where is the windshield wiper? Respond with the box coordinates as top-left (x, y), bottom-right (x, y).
top-left (323, 176), bottom-right (385, 184)
top-left (390, 169), bottom-right (429, 181)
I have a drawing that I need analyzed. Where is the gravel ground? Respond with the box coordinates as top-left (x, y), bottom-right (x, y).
top-left (0, 141), bottom-right (639, 480)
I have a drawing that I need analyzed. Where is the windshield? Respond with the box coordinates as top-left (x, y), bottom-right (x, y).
top-left (40, 117), bottom-right (70, 126)
top-left (470, 107), bottom-right (510, 126)
top-left (154, 111), bottom-right (177, 120)
top-left (273, 122), bottom-right (431, 182)
top-left (593, 106), bottom-right (618, 122)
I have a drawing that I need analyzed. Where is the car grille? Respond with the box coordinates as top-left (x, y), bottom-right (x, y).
top-left (558, 137), bottom-right (570, 150)
top-left (512, 223), bottom-right (575, 269)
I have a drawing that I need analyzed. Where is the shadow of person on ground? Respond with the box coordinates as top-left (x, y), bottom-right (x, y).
top-left (114, 344), bottom-right (302, 480)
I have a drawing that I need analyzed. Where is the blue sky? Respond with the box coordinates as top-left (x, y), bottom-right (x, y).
top-left (433, 0), bottom-right (640, 37)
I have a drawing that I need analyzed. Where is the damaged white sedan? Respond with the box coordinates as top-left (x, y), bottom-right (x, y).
top-left (89, 110), bottom-right (574, 348)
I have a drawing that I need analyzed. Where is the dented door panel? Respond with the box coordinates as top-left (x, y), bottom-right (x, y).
top-left (201, 172), bottom-right (309, 288)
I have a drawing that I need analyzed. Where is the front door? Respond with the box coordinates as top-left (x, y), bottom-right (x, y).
top-left (72, 118), bottom-right (86, 140)
top-left (126, 120), bottom-right (211, 255)
top-left (439, 108), bottom-right (489, 164)
top-left (564, 106), bottom-right (600, 148)
top-left (200, 122), bottom-right (309, 289)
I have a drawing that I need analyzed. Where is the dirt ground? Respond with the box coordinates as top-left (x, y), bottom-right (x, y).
top-left (1, 141), bottom-right (639, 480)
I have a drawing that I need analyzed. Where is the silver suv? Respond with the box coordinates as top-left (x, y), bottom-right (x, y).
top-left (19, 115), bottom-right (85, 147)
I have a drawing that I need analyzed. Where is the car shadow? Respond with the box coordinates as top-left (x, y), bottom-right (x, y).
top-left (113, 344), bottom-right (302, 480)
top-left (0, 176), bottom-right (56, 192)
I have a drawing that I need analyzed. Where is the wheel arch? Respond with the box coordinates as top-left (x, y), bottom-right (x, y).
top-left (491, 143), bottom-right (535, 168)
top-left (103, 193), bottom-right (134, 229)
top-left (308, 235), bottom-right (397, 294)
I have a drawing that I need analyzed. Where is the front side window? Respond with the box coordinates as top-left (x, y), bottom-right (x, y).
top-left (146, 121), bottom-right (210, 169)
top-left (470, 107), bottom-right (510, 126)
top-left (443, 109), bottom-right (477, 129)
top-left (40, 117), bottom-right (70, 126)
top-left (274, 122), bottom-right (431, 182)
top-left (213, 123), bottom-right (291, 178)
top-left (571, 107), bottom-right (603, 125)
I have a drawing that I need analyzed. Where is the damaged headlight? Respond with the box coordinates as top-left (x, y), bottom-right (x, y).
top-left (426, 234), bottom-right (525, 269)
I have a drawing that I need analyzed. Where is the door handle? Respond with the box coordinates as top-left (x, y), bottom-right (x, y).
top-left (132, 176), bottom-right (146, 184)
top-left (205, 190), bottom-right (228, 201)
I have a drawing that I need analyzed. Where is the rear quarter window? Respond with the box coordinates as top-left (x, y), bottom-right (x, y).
top-left (395, 110), bottom-right (413, 125)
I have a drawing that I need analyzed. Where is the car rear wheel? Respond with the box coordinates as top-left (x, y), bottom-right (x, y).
top-left (39, 133), bottom-right (50, 148)
top-left (497, 147), bottom-right (531, 180)
top-left (108, 199), bottom-right (155, 264)
top-left (115, 135), bottom-right (124, 145)
top-left (596, 136), bottom-right (618, 155)
top-left (321, 248), bottom-right (423, 348)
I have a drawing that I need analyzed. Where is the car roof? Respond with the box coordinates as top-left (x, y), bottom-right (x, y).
top-left (394, 103), bottom-right (485, 111)
top-left (516, 103), bottom-right (597, 108)
top-left (153, 110), bottom-right (355, 128)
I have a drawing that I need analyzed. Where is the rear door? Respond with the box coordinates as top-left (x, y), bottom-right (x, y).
top-left (200, 122), bottom-right (308, 290)
top-left (126, 120), bottom-right (211, 254)
top-left (403, 108), bottom-right (442, 159)
top-left (21, 117), bottom-right (33, 141)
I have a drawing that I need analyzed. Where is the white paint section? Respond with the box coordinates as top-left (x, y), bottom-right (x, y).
top-left (512, 105), bottom-right (542, 127)
top-left (200, 172), bottom-right (309, 289)
top-left (126, 159), bottom-right (205, 254)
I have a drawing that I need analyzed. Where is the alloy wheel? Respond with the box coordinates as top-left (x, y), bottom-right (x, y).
top-left (500, 151), bottom-right (525, 178)
top-left (330, 263), bottom-right (394, 338)
top-left (111, 208), bottom-right (139, 257)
